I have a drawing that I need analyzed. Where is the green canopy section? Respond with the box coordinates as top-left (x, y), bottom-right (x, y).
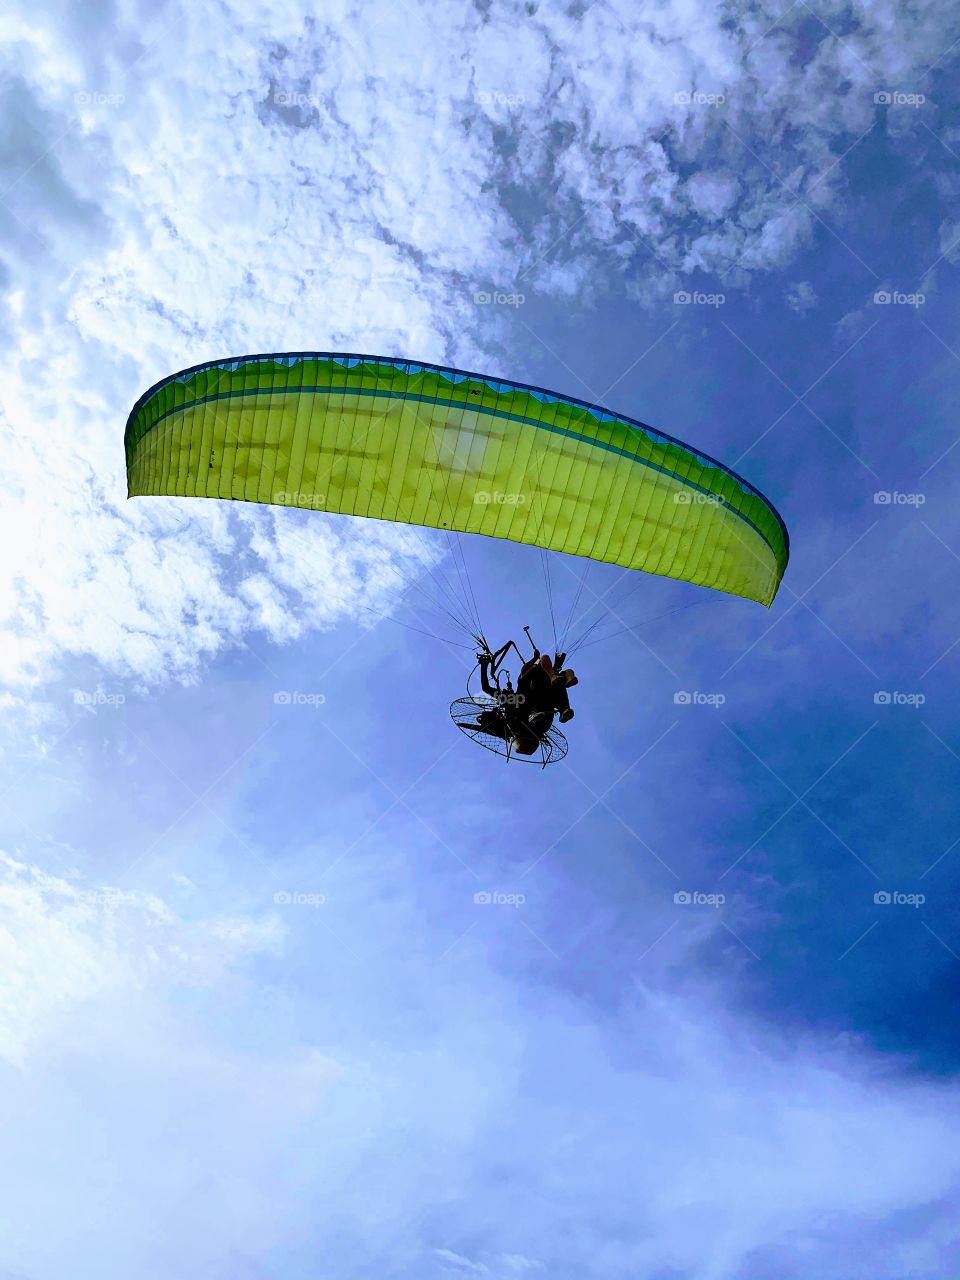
top-left (125, 352), bottom-right (789, 606)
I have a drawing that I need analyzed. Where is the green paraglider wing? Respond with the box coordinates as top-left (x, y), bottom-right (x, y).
top-left (125, 352), bottom-right (788, 605)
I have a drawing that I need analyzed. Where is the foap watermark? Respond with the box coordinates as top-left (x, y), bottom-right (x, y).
top-left (74, 90), bottom-right (125, 107)
top-left (494, 691), bottom-right (526, 708)
top-left (674, 491), bottom-right (722, 506)
top-left (274, 489), bottom-right (326, 508)
top-left (874, 490), bottom-right (925, 506)
top-left (76, 889), bottom-right (136, 908)
top-left (674, 90), bottom-right (725, 107)
top-left (274, 691), bottom-right (326, 708)
top-left (674, 890), bottom-right (725, 907)
top-left (874, 90), bottom-right (926, 108)
top-left (274, 890), bottom-right (326, 907)
top-left (474, 490), bottom-right (527, 505)
top-left (475, 90), bottom-right (526, 108)
top-left (874, 690), bottom-right (925, 707)
top-left (73, 689), bottom-right (125, 708)
top-left (674, 690), bottom-right (725, 707)
top-left (273, 90), bottom-right (324, 110)
top-left (873, 290), bottom-right (925, 308)
top-left (474, 890), bottom-right (525, 908)
top-left (874, 890), bottom-right (925, 907)
top-left (674, 289), bottom-right (725, 307)
top-left (474, 290), bottom-right (525, 307)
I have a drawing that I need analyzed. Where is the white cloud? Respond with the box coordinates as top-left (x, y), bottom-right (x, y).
top-left (435, 1248), bottom-right (489, 1273)
top-left (1, 839), bottom-right (960, 1280)
top-left (786, 280), bottom-right (818, 312)
top-left (684, 171), bottom-right (740, 222)
top-left (2, 843), bottom-right (960, 1276)
top-left (0, 850), bottom-right (284, 1068)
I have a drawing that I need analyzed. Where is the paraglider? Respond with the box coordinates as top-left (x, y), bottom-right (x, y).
top-left (454, 627), bottom-right (577, 759)
top-left (125, 351), bottom-right (788, 766)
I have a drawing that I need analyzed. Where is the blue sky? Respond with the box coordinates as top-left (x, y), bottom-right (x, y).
top-left (2, 1), bottom-right (960, 1276)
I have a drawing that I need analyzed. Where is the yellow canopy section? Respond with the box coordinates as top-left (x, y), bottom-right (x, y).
top-left (125, 352), bottom-right (788, 606)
